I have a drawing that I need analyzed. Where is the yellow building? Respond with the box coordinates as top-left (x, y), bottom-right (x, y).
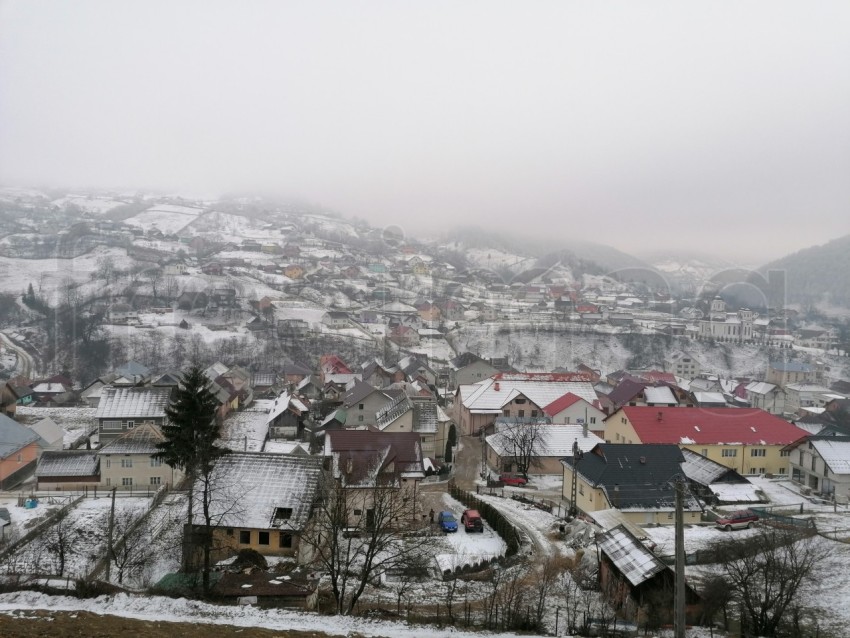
top-left (561, 443), bottom-right (702, 526)
top-left (605, 407), bottom-right (808, 477)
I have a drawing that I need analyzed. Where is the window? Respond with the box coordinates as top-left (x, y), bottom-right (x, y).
top-left (750, 449), bottom-right (766, 457)
top-left (105, 478), bottom-right (111, 486)
top-left (103, 420), bottom-right (122, 430)
top-left (515, 398), bottom-right (526, 404)
top-left (517, 410), bottom-right (525, 417)
top-left (258, 532), bottom-right (270, 545)
top-left (780, 450), bottom-right (791, 457)
top-left (353, 509), bottom-right (362, 516)
top-left (16, 453), bottom-right (22, 463)
top-left (590, 417), bottom-right (596, 424)
top-left (531, 410), bottom-right (538, 418)
top-left (503, 410), bottom-right (510, 417)
top-left (275, 507), bottom-right (293, 520)
top-left (239, 530), bottom-right (251, 544)
top-left (721, 449), bottom-right (737, 458)
top-left (226, 528), bottom-right (233, 537)
top-left (105, 459), bottom-right (111, 468)
top-left (122, 477), bottom-right (133, 486)
top-left (150, 476), bottom-right (161, 485)
top-left (121, 458), bottom-right (133, 468)
top-left (615, 433), bottom-right (620, 441)
top-left (578, 483), bottom-right (584, 495)
top-left (358, 415), bottom-right (364, 422)
top-left (812, 457), bottom-right (817, 471)
top-left (126, 420), bottom-right (135, 429)
top-left (701, 449), bottom-right (708, 457)
top-left (151, 458), bottom-right (162, 467)
top-left (280, 533), bottom-right (293, 548)
top-left (359, 403), bottom-right (364, 410)
top-left (778, 467), bottom-right (787, 475)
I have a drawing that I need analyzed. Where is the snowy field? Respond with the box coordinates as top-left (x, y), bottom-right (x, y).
top-left (1, 496), bottom-right (151, 580)
top-left (124, 205), bottom-right (203, 235)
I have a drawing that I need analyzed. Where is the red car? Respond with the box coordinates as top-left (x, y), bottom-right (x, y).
top-left (500, 473), bottom-right (528, 486)
top-left (460, 509), bottom-right (484, 533)
top-left (715, 509), bottom-right (759, 531)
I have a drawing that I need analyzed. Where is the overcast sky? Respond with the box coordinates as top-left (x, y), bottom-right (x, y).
top-left (2, 1), bottom-right (849, 263)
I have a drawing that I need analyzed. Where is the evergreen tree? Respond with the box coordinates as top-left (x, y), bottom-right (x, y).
top-left (155, 365), bottom-right (228, 588)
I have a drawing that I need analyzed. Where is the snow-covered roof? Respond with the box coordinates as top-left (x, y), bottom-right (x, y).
top-left (99, 422), bottom-right (166, 455)
top-left (209, 453), bottom-right (323, 531)
top-left (26, 417), bottom-right (63, 446)
top-left (693, 391), bottom-right (727, 405)
top-left (0, 413), bottom-right (44, 457)
top-left (643, 386), bottom-right (677, 405)
top-left (680, 448), bottom-right (746, 486)
top-left (598, 524), bottom-right (666, 587)
top-left (462, 377), bottom-right (597, 412)
top-left (710, 482), bottom-right (762, 503)
top-left (96, 386), bottom-right (171, 420)
top-left (746, 381), bottom-right (779, 395)
top-left (486, 424), bottom-right (603, 458)
top-left (811, 438), bottom-right (850, 475)
top-left (36, 450), bottom-right (99, 477)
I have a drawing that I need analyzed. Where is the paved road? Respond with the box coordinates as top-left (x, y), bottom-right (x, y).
top-left (0, 332), bottom-right (35, 379)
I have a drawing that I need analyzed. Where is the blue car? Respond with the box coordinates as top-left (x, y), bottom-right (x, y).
top-left (437, 511), bottom-right (458, 533)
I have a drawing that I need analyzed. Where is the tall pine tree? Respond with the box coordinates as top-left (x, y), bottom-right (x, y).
top-left (155, 365), bottom-right (228, 585)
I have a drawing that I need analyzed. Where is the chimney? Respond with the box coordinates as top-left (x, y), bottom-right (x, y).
top-left (494, 381), bottom-right (500, 391)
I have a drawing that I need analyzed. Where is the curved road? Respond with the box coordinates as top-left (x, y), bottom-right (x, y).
top-left (0, 332), bottom-right (36, 379)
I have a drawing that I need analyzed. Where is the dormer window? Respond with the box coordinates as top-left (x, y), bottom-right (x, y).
top-left (272, 507), bottom-right (293, 526)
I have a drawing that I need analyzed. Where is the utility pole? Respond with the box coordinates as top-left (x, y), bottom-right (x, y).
top-left (105, 487), bottom-right (117, 582)
top-left (569, 439), bottom-right (582, 518)
top-left (674, 477), bottom-right (686, 638)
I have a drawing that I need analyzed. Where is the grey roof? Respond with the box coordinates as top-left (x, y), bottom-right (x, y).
top-left (99, 422), bottom-right (166, 454)
top-left (598, 524), bottom-right (666, 587)
top-left (36, 450), bottom-right (100, 477)
top-left (27, 417), bottom-right (63, 445)
top-left (209, 453), bottom-right (323, 531)
top-left (562, 443), bottom-right (700, 511)
top-left (96, 386), bottom-right (171, 420)
top-left (680, 448), bottom-right (748, 486)
top-left (449, 352), bottom-right (489, 371)
top-left (0, 413), bottom-right (44, 457)
top-left (343, 380), bottom-right (385, 408)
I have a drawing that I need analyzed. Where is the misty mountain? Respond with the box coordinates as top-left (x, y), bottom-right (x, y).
top-left (760, 234), bottom-right (850, 307)
top-left (442, 225), bottom-right (649, 278)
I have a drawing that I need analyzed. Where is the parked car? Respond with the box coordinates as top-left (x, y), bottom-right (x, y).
top-left (460, 509), bottom-right (484, 533)
top-left (499, 473), bottom-right (528, 486)
top-left (437, 511), bottom-right (458, 533)
top-left (715, 509), bottom-right (759, 531)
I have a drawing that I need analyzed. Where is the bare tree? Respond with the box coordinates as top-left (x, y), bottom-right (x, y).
top-left (531, 555), bottom-right (568, 630)
top-left (710, 526), bottom-right (825, 637)
top-left (109, 508), bottom-right (155, 585)
top-left (40, 514), bottom-right (75, 578)
top-left (300, 473), bottom-right (429, 615)
top-left (493, 420), bottom-right (547, 479)
top-left (144, 267), bottom-right (163, 301)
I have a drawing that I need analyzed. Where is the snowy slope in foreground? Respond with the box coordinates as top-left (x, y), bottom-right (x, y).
top-left (0, 591), bottom-right (535, 638)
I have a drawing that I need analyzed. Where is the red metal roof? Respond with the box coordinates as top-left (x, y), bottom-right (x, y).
top-left (542, 392), bottom-right (584, 415)
top-left (494, 372), bottom-right (593, 383)
top-left (618, 407), bottom-right (808, 446)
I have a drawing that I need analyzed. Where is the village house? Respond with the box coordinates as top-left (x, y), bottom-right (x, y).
top-left (604, 406), bottom-right (808, 477)
top-left (744, 381), bottom-right (785, 415)
top-left (361, 359), bottom-right (404, 388)
top-left (485, 420), bottom-right (603, 475)
top-left (786, 435), bottom-right (850, 499)
top-left (0, 414), bottom-right (46, 490)
top-left (35, 450), bottom-right (100, 491)
top-left (342, 380), bottom-right (392, 426)
top-left (204, 453), bottom-right (322, 563)
top-left (767, 360), bottom-right (822, 387)
top-left (448, 352), bottom-right (498, 389)
top-left (456, 373), bottom-right (597, 436)
top-left (0, 382), bottom-right (34, 416)
top-left (680, 447), bottom-right (761, 505)
top-left (95, 386), bottom-right (172, 444)
top-left (323, 430), bottom-right (425, 526)
top-left (284, 264), bottom-right (305, 279)
top-left (375, 394), bottom-right (441, 459)
top-left (265, 392), bottom-right (311, 440)
top-left (277, 318), bottom-right (311, 339)
top-left (542, 392), bottom-right (607, 438)
top-left (321, 311), bottom-right (350, 329)
top-left (388, 324), bottom-right (420, 347)
top-left (783, 382), bottom-right (838, 416)
top-left (664, 351), bottom-right (702, 380)
top-left (99, 423), bottom-right (184, 490)
top-left (561, 443), bottom-right (703, 526)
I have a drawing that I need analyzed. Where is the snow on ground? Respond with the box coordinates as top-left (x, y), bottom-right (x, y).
top-left (473, 492), bottom-right (567, 557)
top-left (49, 196), bottom-right (127, 214)
top-left (124, 206), bottom-right (203, 235)
top-left (14, 406), bottom-right (97, 449)
top-left (435, 495), bottom-right (506, 573)
top-left (644, 523), bottom-right (759, 557)
top-left (1, 496), bottom-right (151, 580)
top-left (137, 492), bottom-right (187, 588)
top-left (0, 246), bottom-right (133, 299)
top-left (405, 338), bottom-right (456, 364)
top-left (0, 590), bottom-right (543, 638)
top-left (0, 494), bottom-right (70, 540)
